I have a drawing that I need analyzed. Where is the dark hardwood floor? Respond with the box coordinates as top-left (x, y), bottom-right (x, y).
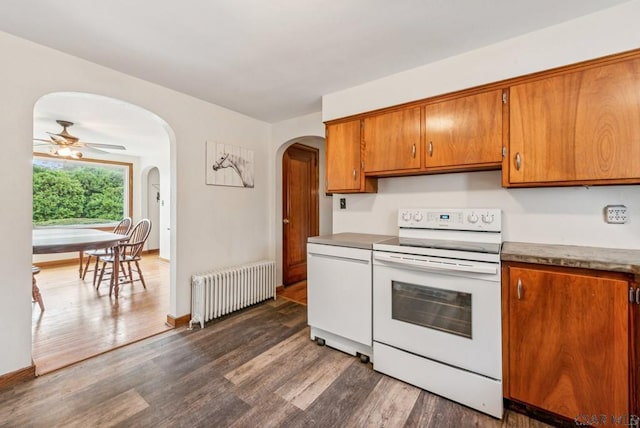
top-left (5, 298), bottom-right (552, 427)
top-left (32, 254), bottom-right (171, 375)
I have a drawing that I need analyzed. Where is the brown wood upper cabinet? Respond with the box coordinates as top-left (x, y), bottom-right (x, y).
top-left (424, 89), bottom-right (503, 169)
top-left (325, 120), bottom-right (377, 193)
top-left (503, 263), bottom-right (634, 422)
top-left (363, 106), bottom-right (421, 174)
top-left (506, 56), bottom-right (640, 187)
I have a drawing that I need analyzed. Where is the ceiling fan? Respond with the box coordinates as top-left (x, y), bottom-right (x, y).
top-left (34, 120), bottom-right (126, 158)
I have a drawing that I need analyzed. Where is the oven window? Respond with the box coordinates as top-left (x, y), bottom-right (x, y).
top-left (391, 281), bottom-right (472, 339)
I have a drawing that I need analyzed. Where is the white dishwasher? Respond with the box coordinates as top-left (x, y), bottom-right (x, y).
top-left (307, 233), bottom-right (393, 363)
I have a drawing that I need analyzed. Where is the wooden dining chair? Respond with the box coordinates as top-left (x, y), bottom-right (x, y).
top-left (81, 217), bottom-right (132, 286)
top-left (32, 265), bottom-right (44, 311)
top-left (96, 219), bottom-right (152, 295)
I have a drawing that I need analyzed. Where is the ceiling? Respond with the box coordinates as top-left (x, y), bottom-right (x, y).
top-left (33, 92), bottom-right (169, 158)
top-left (0, 1), bottom-right (631, 133)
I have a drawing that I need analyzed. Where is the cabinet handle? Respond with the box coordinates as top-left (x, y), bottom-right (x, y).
top-left (515, 152), bottom-right (522, 171)
top-left (517, 278), bottom-right (523, 300)
top-left (636, 287), bottom-right (640, 304)
top-left (411, 144), bottom-right (416, 158)
top-left (352, 168), bottom-right (357, 180)
top-left (428, 141), bottom-right (433, 157)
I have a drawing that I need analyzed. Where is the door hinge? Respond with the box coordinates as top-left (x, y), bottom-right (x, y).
top-left (502, 91), bottom-right (508, 104)
top-left (502, 147), bottom-right (507, 158)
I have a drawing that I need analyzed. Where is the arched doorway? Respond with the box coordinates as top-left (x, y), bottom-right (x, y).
top-left (282, 143), bottom-right (319, 285)
top-left (144, 167), bottom-right (161, 252)
top-left (275, 136), bottom-right (332, 301)
top-left (31, 92), bottom-right (172, 374)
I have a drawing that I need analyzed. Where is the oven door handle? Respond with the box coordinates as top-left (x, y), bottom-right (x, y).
top-left (374, 252), bottom-right (498, 275)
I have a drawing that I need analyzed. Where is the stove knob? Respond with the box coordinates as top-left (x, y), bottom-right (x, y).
top-left (482, 214), bottom-right (494, 224)
top-left (413, 211), bottom-right (423, 222)
top-left (401, 211), bottom-right (412, 222)
top-left (467, 213), bottom-right (479, 224)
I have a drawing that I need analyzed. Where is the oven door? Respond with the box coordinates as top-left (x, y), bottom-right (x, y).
top-left (373, 250), bottom-right (501, 380)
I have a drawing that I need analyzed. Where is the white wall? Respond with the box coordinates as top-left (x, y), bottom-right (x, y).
top-left (0, 31), bottom-right (270, 377)
top-left (324, 1), bottom-right (640, 251)
top-left (334, 171), bottom-right (640, 249)
top-left (324, 1), bottom-right (640, 121)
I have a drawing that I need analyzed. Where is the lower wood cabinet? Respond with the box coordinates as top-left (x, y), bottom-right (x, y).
top-left (502, 262), bottom-right (636, 423)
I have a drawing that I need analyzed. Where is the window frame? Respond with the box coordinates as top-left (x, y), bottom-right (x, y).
top-left (33, 153), bottom-right (133, 228)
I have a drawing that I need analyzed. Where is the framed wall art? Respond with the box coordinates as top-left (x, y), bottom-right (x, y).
top-left (206, 141), bottom-right (255, 188)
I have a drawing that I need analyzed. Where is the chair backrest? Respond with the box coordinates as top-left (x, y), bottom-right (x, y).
top-left (113, 217), bottom-right (132, 236)
top-left (124, 219), bottom-right (152, 258)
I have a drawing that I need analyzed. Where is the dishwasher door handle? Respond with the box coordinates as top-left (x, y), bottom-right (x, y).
top-left (308, 252), bottom-right (371, 264)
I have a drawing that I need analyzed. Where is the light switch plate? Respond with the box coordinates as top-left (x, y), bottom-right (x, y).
top-left (604, 205), bottom-right (628, 224)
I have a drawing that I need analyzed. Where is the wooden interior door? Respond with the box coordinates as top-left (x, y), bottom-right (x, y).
top-left (282, 144), bottom-right (319, 285)
top-left (508, 265), bottom-right (629, 420)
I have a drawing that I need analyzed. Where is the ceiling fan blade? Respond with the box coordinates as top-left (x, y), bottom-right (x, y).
top-left (40, 121), bottom-right (126, 152)
top-left (47, 133), bottom-right (72, 145)
top-left (33, 138), bottom-right (54, 146)
top-left (80, 145), bottom-right (111, 154)
top-left (84, 142), bottom-right (126, 150)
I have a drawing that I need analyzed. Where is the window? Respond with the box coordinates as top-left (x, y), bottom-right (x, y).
top-left (33, 154), bottom-right (133, 227)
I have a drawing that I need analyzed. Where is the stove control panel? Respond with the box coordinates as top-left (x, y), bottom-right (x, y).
top-left (397, 208), bottom-right (501, 231)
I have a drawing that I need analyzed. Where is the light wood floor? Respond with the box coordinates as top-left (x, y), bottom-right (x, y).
top-left (4, 299), bottom-right (551, 427)
top-left (277, 280), bottom-right (307, 305)
top-left (32, 254), bottom-right (171, 375)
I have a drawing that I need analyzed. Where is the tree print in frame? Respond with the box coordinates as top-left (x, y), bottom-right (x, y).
top-left (206, 141), bottom-right (255, 188)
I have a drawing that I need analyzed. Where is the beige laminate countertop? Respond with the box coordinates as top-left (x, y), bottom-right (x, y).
top-left (501, 241), bottom-right (640, 275)
top-left (308, 232), bottom-right (395, 250)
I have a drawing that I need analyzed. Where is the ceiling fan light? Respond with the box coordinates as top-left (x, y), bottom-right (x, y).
top-left (57, 147), bottom-right (71, 157)
top-left (48, 147), bottom-right (82, 159)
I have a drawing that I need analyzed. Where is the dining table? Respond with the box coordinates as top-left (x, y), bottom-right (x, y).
top-left (33, 228), bottom-right (129, 298)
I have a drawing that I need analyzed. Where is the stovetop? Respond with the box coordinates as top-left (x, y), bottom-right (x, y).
top-left (379, 237), bottom-right (502, 255)
top-left (373, 208), bottom-right (503, 263)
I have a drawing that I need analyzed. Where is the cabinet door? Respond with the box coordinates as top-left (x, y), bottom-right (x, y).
top-left (424, 89), bottom-right (502, 168)
top-left (326, 120), bottom-right (362, 192)
top-left (508, 58), bottom-right (640, 185)
top-left (363, 107), bottom-right (421, 173)
top-left (508, 266), bottom-right (629, 420)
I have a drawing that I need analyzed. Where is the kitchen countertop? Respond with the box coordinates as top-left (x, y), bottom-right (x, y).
top-left (308, 232), bottom-right (395, 250)
top-left (501, 241), bottom-right (640, 275)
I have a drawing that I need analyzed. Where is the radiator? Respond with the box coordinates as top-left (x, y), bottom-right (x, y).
top-left (189, 260), bottom-right (276, 329)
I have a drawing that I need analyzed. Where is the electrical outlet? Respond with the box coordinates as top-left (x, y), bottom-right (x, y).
top-left (604, 205), bottom-right (628, 224)
top-left (339, 198), bottom-right (346, 209)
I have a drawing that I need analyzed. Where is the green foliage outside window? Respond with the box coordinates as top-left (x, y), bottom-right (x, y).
top-left (33, 158), bottom-right (126, 226)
